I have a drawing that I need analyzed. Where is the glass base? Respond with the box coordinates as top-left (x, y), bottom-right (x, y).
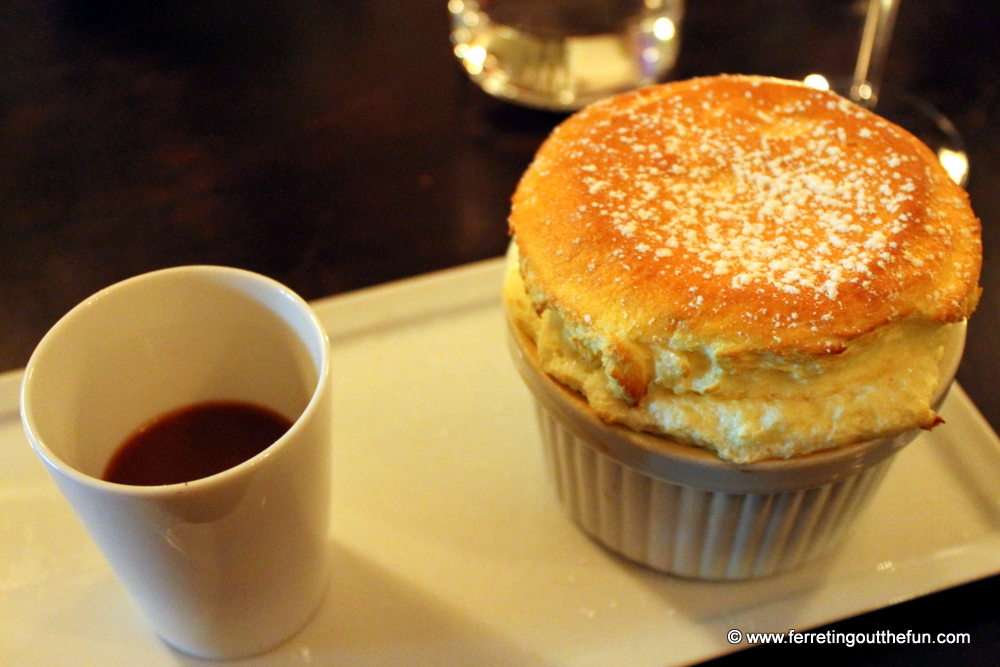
top-left (826, 79), bottom-right (969, 187)
top-left (872, 87), bottom-right (969, 187)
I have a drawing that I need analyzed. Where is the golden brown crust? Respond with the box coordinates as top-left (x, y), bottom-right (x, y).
top-left (510, 75), bottom-right (981, 405)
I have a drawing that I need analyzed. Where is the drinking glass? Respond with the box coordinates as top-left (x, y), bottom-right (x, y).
top-left (807, 0), bottom-right (968, 185)
top-left (450, 0), bottom-right (684, 111)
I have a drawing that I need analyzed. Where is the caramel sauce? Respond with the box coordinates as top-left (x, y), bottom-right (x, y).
top-left (103, 401), bottom-right (293, 486)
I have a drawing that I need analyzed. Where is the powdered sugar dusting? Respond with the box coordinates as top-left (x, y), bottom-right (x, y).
top-left (556, 79), bottom-right (926, 308)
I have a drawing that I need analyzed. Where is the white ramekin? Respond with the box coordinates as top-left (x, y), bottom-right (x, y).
top-left (507, 318), bottom-right (965, 580)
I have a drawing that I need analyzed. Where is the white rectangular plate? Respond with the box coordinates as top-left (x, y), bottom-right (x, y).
top-left (4, 258), bottom-right (1000, 666)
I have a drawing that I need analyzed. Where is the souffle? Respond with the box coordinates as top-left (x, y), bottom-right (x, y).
top-left (505, 75), bottom-right (981, 464)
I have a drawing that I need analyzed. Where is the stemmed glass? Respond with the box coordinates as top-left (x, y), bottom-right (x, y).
top-left (811, 0), bottom-right (969, 186)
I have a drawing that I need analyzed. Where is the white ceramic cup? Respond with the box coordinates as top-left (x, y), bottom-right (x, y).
top-left (20, 266), bottom-right (333, 660)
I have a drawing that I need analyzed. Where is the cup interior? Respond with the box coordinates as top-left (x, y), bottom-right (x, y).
top-left (22, 267), bottom-right (325, 482)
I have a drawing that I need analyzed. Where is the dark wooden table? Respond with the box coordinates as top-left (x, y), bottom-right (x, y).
top-left (3, 0), bottom-right (999, 663)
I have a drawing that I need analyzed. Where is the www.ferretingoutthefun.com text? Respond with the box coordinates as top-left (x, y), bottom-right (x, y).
top-left (727, 628), bottom-right (971, 647)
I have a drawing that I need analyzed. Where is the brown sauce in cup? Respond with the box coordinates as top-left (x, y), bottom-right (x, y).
top-left (103, 401), bottom-right (293, 486)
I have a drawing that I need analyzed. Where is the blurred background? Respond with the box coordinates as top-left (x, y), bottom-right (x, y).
top-left (2, 0), bottom-right (997, 374)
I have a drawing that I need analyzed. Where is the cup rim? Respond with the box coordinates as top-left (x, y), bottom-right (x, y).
top-left (20, 265), bottom-right (331, 496)
top-left (508, 315), bottom-right (965, 493)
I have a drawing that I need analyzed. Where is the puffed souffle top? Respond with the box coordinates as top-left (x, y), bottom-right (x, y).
top-left (505, 75), bottom-right (982, 464)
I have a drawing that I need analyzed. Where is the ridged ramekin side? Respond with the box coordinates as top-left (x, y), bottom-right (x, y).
top-left (537, 403), bottom-right (894, 580)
